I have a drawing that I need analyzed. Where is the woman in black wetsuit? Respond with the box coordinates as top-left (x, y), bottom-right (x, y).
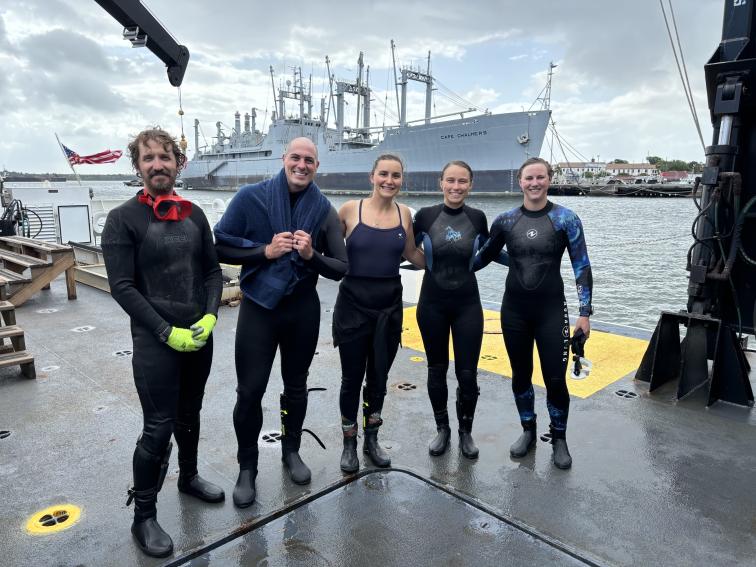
top-left (333, 154), bottom-right (425, 473)
top-left (476, 157), bottom-right (593, 469)
top-left (413, 161), bottom-right (490, 459)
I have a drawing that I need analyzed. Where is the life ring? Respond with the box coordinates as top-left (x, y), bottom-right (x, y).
top-left (212, 198), bottom-right (226, 213)
top-left (92, 212), bottom-right (109, 236)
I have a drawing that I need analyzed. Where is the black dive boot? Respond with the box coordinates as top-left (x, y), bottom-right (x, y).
top-left (175, 418), bottom-right (225, 503)
top-left (280, 392), bottom-right (312, 485)
top-left (362, 387), bottom-right (391, 467)
top-left (510, 417), bottom-right (537, 458)
top-left (428, 410), bottom-right (451, 456)
top-left (550, 426), bottom-right (572, 470)
top-left (427, 365), bottom-right (451, 456)
top-left (128, 440), bottom-right (173, 558)
top-left (456, 384), bottom-right (479, 459)
top-left (233, 447), bottom-right (258, 508)
top-left (340, 420), bottom-right (359, 473)
top-left (131, 488), bottom-right (173, 558)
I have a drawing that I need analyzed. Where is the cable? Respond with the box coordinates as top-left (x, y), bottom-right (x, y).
top-left (659, 0), bottom-right (706, 151)
top-left (668, 0), bottom-right (703, 144)
top-left (24, 207), bottom-right (43, 239)
top-left (177, 87), bottom-right (185, 138)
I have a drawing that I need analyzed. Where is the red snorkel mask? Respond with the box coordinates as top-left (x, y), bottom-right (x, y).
top-left (137, 189), bottom-right (193, 221)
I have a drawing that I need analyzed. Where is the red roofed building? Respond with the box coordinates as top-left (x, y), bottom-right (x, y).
top-left (661, 171), bottom-right (688, 182)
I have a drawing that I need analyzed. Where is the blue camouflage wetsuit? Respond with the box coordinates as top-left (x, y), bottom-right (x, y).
top-left (476, 201), bottom-right (592, 435)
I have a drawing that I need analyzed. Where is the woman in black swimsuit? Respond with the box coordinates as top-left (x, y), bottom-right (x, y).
top-left (333, 154), bottom-right (424, 472)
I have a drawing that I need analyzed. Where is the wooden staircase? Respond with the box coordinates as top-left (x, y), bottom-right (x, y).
top-left (0, 299), bottom-right (35, 378)
top-left (0, 236), bottom-right (77, 306)
top-left (0, 236), bottom-right (78, 379)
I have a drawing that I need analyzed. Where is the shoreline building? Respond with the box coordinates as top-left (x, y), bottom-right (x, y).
top-left (556, 159), bottom-right (607, 182)
top-left (605, 162), bottom-right (659, 177)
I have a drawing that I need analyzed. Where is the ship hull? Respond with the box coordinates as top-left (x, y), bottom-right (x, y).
top-left (182, 111), bottom-right (549, 192)
top-left (181, 168), bottom-right (520, 193)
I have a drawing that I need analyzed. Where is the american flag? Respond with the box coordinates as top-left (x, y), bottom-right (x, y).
top-left (63, 144), bottom-right (123, 165)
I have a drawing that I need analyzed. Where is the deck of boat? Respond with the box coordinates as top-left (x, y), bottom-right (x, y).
top-left (1, 276), bottom-right (754, 566)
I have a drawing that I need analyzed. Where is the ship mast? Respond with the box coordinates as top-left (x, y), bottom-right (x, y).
top-left (544, 62), bottom-right (556, 111)
top-left (335, 58), bottom-right (372, 147)
top-left (269, 66), bottom-right (278, 121)
top-left (391, 40), bottom-right (401, 120)
top-left (278, 67), bottom-right (312, 132)
top-left (325, 55), bottom-right (335, 129)
top-left (355, 52), bottom-right (364, 131)
top-left (398, 50), bottom-right (434, 126)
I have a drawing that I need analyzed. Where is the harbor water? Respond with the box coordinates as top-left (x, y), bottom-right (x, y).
top-left (19, 181), bottom-right (696, 332)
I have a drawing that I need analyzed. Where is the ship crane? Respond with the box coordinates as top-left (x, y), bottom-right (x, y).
top-left (93, 0), bottom-right (189, 87)
top-left (637, 0), bottom-right (756, 407)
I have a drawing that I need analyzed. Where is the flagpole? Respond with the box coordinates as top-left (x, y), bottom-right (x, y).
top-left (54, 133), bottom-right (83, 186)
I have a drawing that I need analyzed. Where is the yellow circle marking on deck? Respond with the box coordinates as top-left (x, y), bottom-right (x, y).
top-left (402, 306), bottom-right (649, 399)
top-left (410, 356), bottom-right (425, 362)
top-left (25, 504), bottom-right (81, 535)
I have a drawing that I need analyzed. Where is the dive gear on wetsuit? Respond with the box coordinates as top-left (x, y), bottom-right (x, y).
top-left (137, 188), bottom-right (193, 221)
top-left (214, 176), bottom-right (346, 495)
top-left (413, 203), bottom-right (489, 458)
top-left (476, 201), bottom-right (593, 456)
top-left (102, 191), bottom-right (223, 555)
top-left (476, 201), bottom-right (593, 315)
top-left (334, 199), bottom-right (406, 469)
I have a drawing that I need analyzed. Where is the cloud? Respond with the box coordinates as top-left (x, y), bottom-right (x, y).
top-left (20, 29), bottom-right (111, 72)
top-left (0, 0), bottom-right (726, 172)
top-left (0, 15), bottom-right (13, 53)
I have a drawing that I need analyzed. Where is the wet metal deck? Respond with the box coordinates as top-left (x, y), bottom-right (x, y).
top-left (176, 471), bottom-right (593, 566)
top-left (0, 277), bottom-right (754, 566)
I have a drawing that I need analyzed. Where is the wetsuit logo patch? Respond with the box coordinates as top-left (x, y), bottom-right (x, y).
top-left (562, 325), bottom-right (570, 338)
top-left (445, 226), bottom-right (462, 242)
top-left (526, 228), bottom-right (538, 239)
top-left (163, 233), bottom-right (189, 243)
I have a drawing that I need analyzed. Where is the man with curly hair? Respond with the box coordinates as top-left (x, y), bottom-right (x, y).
top-left (102, 128), bottom-right (224, 558)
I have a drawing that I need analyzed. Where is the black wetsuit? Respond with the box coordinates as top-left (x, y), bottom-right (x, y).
top-left (476, 201), bottom-right (592, 434)
top-left (333, 201), bottom-right (405, 425)
top-left (215, 194), bottom-right (347, 470)
top-left (413, 203), bottom-right (489, 417)
top-left (102, 193), bottom-right (222, 498)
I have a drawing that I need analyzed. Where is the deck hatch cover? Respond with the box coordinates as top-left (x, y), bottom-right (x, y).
top-left (168, 471), bottom-right (600, 567)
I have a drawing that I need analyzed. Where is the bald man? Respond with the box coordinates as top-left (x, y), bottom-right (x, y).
top-left (214, 138), bottom-right (347, 507)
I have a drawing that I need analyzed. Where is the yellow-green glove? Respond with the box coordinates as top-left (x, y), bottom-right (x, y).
top-left (167, 326), bottom-right (205, 352)
top-left (190, 314), bottom-right (217, 342)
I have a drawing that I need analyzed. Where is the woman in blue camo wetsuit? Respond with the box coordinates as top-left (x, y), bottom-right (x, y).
top-left (476, 157), bottom-right (593, 469)
top-left (413, 161), bottom-right (490, 460)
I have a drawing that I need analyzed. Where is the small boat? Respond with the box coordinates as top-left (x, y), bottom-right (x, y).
top-left (122, 178), bottom-right (188, 189)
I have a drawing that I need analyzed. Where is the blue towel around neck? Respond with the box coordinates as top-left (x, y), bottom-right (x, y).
top-left (214, 168), bottom-right (331, 309)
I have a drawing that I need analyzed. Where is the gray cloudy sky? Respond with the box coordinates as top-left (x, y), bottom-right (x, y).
top-left (0, 0), bottom-right (724, 173)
